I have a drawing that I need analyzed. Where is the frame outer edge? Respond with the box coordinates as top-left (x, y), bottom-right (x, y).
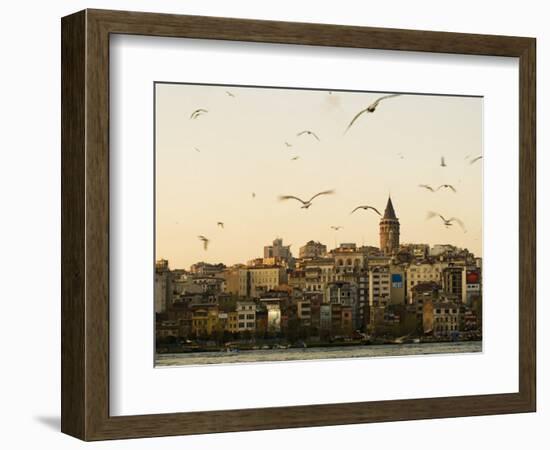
top-left (518, 38), bottom-right (536, 411)
top-left (61, 10), bottom-right (87, 440)
top-left (61, 8), bottom-right (537, 440)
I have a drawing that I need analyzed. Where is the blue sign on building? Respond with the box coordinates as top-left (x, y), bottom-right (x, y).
top-left (391, 273), bottom-right (403, 288)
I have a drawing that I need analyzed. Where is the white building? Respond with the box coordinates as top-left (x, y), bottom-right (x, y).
top-left (236, 301), bottom-right (256, 332)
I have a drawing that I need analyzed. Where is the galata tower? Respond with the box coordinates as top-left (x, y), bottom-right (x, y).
top-left (379, 196), bottom-right (400, 255)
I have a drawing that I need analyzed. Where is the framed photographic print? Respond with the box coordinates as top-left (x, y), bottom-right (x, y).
top-left (61, 9), bottom-right (536, 441)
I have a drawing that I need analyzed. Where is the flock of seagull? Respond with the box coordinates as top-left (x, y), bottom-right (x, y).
top-left (187, 90), bottom-right (481, 250)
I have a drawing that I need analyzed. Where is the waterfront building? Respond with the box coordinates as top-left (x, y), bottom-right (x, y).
top-left (224, 311), bottom-right (238, 334)
top-left (296, 299), bottom-right (312, 327)
top-left (432, 301), bottom-right (460, 336)
top-left (155, 259), bottom-right (172, 314)
top-left (319, 304), bottom-right (332, 333)
top-left (326, 281), bottom-right (359, 329)
top-left (191, 305), bottom-right (219, 337)
top-left (265, 303), bottom-right (282, 333)
top-left (236, 301), bottom-right (256, 332)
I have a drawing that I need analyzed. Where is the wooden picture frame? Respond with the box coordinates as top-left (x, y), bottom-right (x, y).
top-left (61, 8), bottom-right (536, 441)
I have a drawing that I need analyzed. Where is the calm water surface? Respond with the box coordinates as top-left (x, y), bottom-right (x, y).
top-left (156, 341), bottom-right (482, 367)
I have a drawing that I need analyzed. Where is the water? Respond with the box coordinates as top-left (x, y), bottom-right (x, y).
top-left (155, 341), bottom-right (482, 367)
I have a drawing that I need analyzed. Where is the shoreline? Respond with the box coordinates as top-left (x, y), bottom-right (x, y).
top-left (155, 340), bottom-right (483, 366)
top-left (156, 337), bottom-right (482, 355)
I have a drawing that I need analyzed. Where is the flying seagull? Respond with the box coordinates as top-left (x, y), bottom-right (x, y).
top-left (290, 156), bottom-right (300, 161)
top-left (225, 90), bottom-right (235, 97)
top-left (470, 155), bottom-right (483, 165)
top-left (331, 226), bottom-right (343, 231)
top-left (284, 141), bottom-right (293, 148)
top-left (252, 192), bottom-right (256, 199)
top-left (197, 235), bottom-right (210, 250)
top-left (194, 147), bottom-right (201, 153)
top-left (278, 190), bottom-right (335, 209)
top-left (440, 156), bottom-right (447, 167)
top-left (350, 205), bottom-right (381, 216)
top-left (190, 109), bottom-right (208, 120)
top-left (427, 211), bottom-right (466, 231)
top-left (344, 94), bottom-right (401, 133)
top-left (296, 130), bottom-right (320, 141)
top-left (217, 222), bottom-right (224, 229)
top-left (437, 184), bottom-right (457, 193)
top-left (418, 184), bottom-right (435, 192)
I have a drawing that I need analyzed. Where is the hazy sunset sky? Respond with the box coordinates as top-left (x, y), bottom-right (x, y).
top-left (155, 83), bottom-right (482, 270)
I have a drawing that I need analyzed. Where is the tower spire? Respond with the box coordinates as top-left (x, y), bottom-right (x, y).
top-left (379, 196), bottom-right (400, 255)
top-left (383, 196), bottom-right (397, 220)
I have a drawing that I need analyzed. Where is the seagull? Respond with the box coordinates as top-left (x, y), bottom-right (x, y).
top-left (427, 211), bottom-right (466, 231)
top-left (278, 190), bottom-right (335, 209)
top-left (190, 109), bottom-right (208, 120)
top-left (350, 205), bottom-right (381, 216)
top-left (331, 226), bottom-right (343, 231)
top-left (197, 235), bottom-right (210, 250)
top-left (437, 184), bottom-right (457, 193)
top-left (194, 147), bottom-right (201, 153)
top-left (290, 156), bottom-right (300, 161)
top-left (418, 184), bottom-right (435, 192)
top-left (225, 90), bottom-right (235, 97)
top-left (217, 222), bottom-right (224, 229)
top-left (440, 156), bottom-right (447, 167)
top-left (296, 130), bottom-right (320, 141)
top-left (470, 155), bottom-right (483, 165)
top-left (252, 192), bottom-right (256, 199)
top-left (344, 94), bottom-right (401, 133)
top-left (285, 141), bottom-right (293, 147)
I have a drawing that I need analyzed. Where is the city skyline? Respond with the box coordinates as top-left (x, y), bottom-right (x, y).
top-left (155, 83), bottom-right (482, 269)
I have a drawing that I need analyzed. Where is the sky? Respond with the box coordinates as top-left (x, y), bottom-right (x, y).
top-left (155, 83), bottom-right (482, 270)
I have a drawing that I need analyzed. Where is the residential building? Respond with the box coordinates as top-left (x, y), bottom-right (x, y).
top-left (299, 240), bottom-right (327, 259)
top-left (155, 259), bottom-right (172, 313)
top-left (236, 301), bottom-right (256, 332)
top-left (326, 281), bottom-right (359, 329)
top-left (239, 265), bottom-right (288, 298)
top-left (264, 238), bottom-right (292, 261)
top-left (442, 265), bottom-right (467, 303)
top-left (406, 262), bottom-right (446, 303)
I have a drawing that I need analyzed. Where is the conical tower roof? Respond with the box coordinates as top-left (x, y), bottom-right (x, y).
top-left (383, 196), bottom-right (397, 220)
